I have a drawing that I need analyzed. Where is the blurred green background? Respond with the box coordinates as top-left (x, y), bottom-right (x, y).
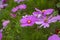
top-left (0, 0), bottom-right (60, 40)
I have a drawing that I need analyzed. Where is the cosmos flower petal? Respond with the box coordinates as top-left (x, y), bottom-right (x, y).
top-left (48, 34), bottom-right (60, 40)
top-left (18, 4), bottom-right (27, 10)
top-left (56, 15), bottom-right (60, 21)
top-left (35, 8), bottom-right (42, 12)
top-left (49, 17), bottom-right (57, 23)
top-left (35, 21), bottom-right (43, 24)
top-left (42, 23), bottom-right (49, 28)
top-left (2, 20), bottom-right (10, 27)
top-left (44, 9), bottom-right (54, 15)
top-left (20, 18), bottom-right (27, 23)
top-left (0, 5), bottom-right (4, 8)
top-left (32, 11), bottom-right (42, 18)
top-left (11, 6), bottom-right (19, 12)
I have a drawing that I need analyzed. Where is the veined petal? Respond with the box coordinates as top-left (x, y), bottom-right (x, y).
top-left (42, 23), bottom-right (49, 28)
top-left (44, 9), bottom-right (54, 15)
top-left (48, 17), bottom-right (57, 23)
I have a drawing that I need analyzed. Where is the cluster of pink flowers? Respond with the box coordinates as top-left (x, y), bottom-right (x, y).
top-left (20, 8), bottom-right (60, 28)
top-left (0, 0), bottom-right (27, 40)
top-left (11, 0), bottom-right (27, 18)
top-left (0, 0), bottom-right (8, 9)
top-left (19, 8), bottom-right (60, 40)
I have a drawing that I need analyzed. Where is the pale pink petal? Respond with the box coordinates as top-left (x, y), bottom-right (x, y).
top-left (12, 6), bottom-right (19, 12)
top-left (48, 34), bottom-right (60, 40)
top-left (2, 20), bottom-right (10, 27)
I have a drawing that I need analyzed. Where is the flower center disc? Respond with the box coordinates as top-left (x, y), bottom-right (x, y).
top-left (42, 10), bottom-right (46, 13)
top-left (27, 20), bottom-right (31, 24)
top-left (44, 18), bottom-right (48, 23)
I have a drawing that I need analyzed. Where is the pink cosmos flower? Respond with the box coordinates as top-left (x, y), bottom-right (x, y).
top-left (56, 15), bottom-right (60, 21)
top-left (20, 15), bottom-right (37, 27)
top-left (2, 20), bottom-right (10, 28)
top-left (34, 8), bottom-right (54, 16)
top-left (14, 0), bottom-right (24, 3)
top-left (35, 15), bottom-right (57, 28)
top-left (48, 34), bottom-right (60, 40)
top-left (10, 13), bottom-right (16, 18)
top-left (18, 4), bottom-right (27, 10)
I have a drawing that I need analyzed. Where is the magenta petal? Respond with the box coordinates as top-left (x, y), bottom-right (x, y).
top-left (0, 5), bottom-right (4, 8)
top-left (49, 17), bottom-right (57, 23)
top-left (48, 34), bottom-right (60, 40)
top-left (35, 19), bottom-right (44, 24)
top-left (32, 11), bottom-right (41, 16)
top-left (44, 9), bottom-right (54, 15)
top-left (20, 18), bottom-right (28, 23)
top-left (33, 8), bottom-right (42, 18)
top-left (18, 4), bottom-right (27, 10)
top-left (35, 21), bottom-right (43, 24)
top-left (12, 6), bottom-right (19, 12)
top-left (2, 20), bottom-right (10, 27)
top-left (56, 15), bottom-right (60, 21)
top-left (42, 23), bottom-right (49, 28)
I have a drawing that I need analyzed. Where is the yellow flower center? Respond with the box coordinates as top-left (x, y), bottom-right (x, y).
top-left (42, 10), bottom-right (46, 13)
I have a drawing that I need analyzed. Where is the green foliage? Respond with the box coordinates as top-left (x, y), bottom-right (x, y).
top-left (56, 2), bottom-right (60, 8)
